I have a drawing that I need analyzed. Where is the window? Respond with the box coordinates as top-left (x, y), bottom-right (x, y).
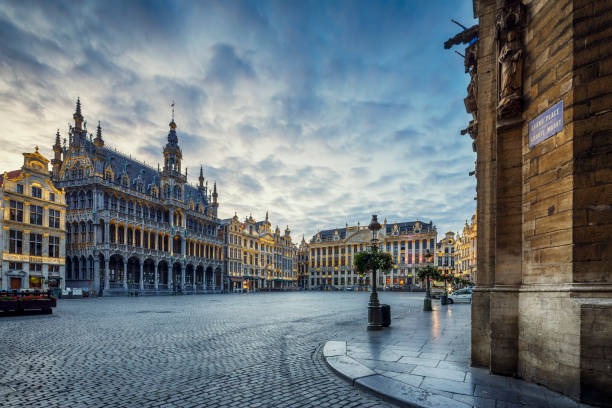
top-left (9, 262), bottom-right (23, 270)
top-left (49, 209), bottom-right (60, 228)
top-left (30, 233), bottom-right (43, 256)
top-left (49, 265), bottom-right (60, 275)
top-left (9, 200), bottom-right (23, 222)
top-left (31, 186), bottom-right (42, 198)
top-left (29, 263), bottom-right (42, 272)
top-left (49, 236), bottom-right (60, 258)
top-left (30, 205), bottom-right (43, 225)
top-left (49, 192), bottom-right (55, 202)
top-left (16, 184), bottom-right (23, 194)
top-left (9, 230), bottom-right (23, 254)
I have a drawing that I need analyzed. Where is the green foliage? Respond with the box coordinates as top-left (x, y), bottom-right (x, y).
top-left (353, 247), bottom-right (393, 276)
top-left (416, 265), bottom-right (440, 281)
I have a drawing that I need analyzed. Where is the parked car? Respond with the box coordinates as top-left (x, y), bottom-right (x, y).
top-left (430, 286), bottom-right (446, 299)
top-left (447, 288), bottom-right (472, 304)
top-left (344, 286), bottom-right (354, 291)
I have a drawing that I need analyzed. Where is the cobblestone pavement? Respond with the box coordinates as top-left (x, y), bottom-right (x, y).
top-left (0, 292), bottom-right (430, 408)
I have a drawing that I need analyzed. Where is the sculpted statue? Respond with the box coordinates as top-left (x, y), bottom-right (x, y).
top-left (495, 0), bottom-right (525, 120)
top-left (497, 31), bottom-right (523, 118)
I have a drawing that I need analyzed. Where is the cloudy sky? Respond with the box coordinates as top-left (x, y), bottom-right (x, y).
top-left (0, 0), bottom-right (476, 242)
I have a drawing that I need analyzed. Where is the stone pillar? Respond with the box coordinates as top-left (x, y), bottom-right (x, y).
top-left (167, 266), bottom-right (172, 290)
top-left (104, 220), bottom-right (109, 244)
top-left (104, 259), bottom-right (110, 290)
top-left (192, 267), bottom-right (196, 291)
top-left (139, 261), bottom-right (144, 291)
top-left (123, 261), bottom-right (127, 289)
top-left (154, 262), bottom-right (159, 290)
top-left (94, 256), bottom-right (100, 294)
top-left (180, 263), bottom-right (185, 288)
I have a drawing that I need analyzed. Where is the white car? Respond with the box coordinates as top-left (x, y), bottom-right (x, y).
top-left (447, 288), bottom-right (472, 304)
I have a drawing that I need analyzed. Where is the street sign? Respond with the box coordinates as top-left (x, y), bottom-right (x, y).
top-left (529, 100), bottom-right (563, 148)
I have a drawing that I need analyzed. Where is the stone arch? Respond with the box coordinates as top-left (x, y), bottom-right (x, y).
top-left (205, 266), bottom-right (213, 289)
top-left (143, 258), bottom-right (155, 285)
top-left (87, 255), bottom-right (94, 281)
top-left (109, 254), bottom-right (124, 286)
top-left (196, 264), bottom-right (204, 287)
top-left (65, 257), bottom-right (72, 280)
top-left (215, 266), bottom-right (221, 288)
top-left (173, 235), bottom-right (181, 254)
top-left (98, 253), bottom-right (106, 290)
top-left (185, 263), bottom-right (195, 286)
top-left (172, 262), bottom-right (182, 288)
top-left (127, 256), bottom-right (140, 288)
top-left (158, 260), bottom-right (169, 286)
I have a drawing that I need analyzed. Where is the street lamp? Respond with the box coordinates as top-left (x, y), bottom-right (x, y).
top-left (423, 249), bottom-right (433, 312)
top-left (368, 214), bottom-right (382, 330)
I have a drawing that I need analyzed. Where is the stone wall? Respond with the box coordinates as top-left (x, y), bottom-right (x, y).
top-left (470, 0), bottom-right (612, 404)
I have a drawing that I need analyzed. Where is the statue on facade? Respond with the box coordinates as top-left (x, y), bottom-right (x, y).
top-left (497, 31), bottom-right (523, 119)
top-left (495, 0), bottom-right (525, 120)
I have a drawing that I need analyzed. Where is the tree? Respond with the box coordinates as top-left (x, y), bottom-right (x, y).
top-left (354, 247), bottom-right (393, 277)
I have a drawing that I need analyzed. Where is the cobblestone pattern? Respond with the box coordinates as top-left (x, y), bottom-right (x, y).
top-left (0, 292), bottom-right (416, 408)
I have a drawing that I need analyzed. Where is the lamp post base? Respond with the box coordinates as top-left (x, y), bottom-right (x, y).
top-left (423, 298), bottom-right (433, 312)
top-left (368, 303), bottom-right (383, 330)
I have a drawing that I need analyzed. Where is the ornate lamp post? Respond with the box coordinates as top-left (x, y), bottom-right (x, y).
top-left (368, 214), bottom-right (383, 330)
top-left (423, 249), bottom-right (433, 312)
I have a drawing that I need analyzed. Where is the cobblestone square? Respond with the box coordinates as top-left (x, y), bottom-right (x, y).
top-left (0, 292), bottom-right (429, 408)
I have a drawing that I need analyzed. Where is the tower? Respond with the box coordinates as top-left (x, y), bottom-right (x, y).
top-left (92, 121), bottom-right (105, 174)
top-left (211, 181), bottom-right (218, 217)
top-left (71, 98), bottom-right (85, 147)
top-left (51, 129), bottom-right (62, 177)
top-left (160, 104), bottom-right (185, 201)
top-left (198, 165), bottom-right (204, 189)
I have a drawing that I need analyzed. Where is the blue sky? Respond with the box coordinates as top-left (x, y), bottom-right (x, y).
top-left (0, 0), bottom-right (477, 241)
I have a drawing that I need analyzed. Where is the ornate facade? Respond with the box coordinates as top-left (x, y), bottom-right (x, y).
top-left (436, 231), bottom-right (455, 275)
top-left (0, 147), bottom-right (66, 290)
top-left (0, 148), bottom-right (66, 291)
top-left (307, 220), bottom-right (437, 290)
top-left (454, 212), bottom-right (477, 282)
top-left (52, 99), bottom-right (224, 296)
top-left (222, 213), bottom-right (297, 292)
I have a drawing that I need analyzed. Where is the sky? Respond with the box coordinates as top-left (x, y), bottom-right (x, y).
top-left (0, 0), bottom-right (477, 243)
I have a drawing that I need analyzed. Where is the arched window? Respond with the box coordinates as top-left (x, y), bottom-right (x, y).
top-left (87, 191), bottom-right (93, 208)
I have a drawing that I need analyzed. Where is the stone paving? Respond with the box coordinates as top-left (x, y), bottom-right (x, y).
top-left (323, 300), bottom-right (592, 408)
top-left (0, 292), bottom-right (412, 408)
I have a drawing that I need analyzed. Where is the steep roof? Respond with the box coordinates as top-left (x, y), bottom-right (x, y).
top-left (0, 170), bottom-right (22, 187)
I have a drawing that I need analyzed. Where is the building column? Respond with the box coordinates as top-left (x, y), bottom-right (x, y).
top-left (94, 256), bottom-right (100, 294)
top-left (104, 220), bottom-right (109, 244)
top-left (154, 262), bottom-right (159, 290)
top-left (180, 263), bottom-right (185, 288)
top-left (139, 261), bottom-right (144, 291)
top-left (104, 259), bottom-right (110, 290)
top-left (192, 267), bottom-right (196, 291)
top-left (167, 266), bottom-right (172, 290)
top-left (123, 261), bottom-right (127, 289)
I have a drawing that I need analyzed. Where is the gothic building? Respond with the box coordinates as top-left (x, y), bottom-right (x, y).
top-left (52, 99), bottom-right (224, 295)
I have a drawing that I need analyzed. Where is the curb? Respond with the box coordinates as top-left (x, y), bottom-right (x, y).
top-left (322, 341), bottom-right (469, 408)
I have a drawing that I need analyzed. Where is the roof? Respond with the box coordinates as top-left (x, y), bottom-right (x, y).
top-left (0, 170), bottom-right (22, 187)
top-left (312, 220), bottom-right (435, 243)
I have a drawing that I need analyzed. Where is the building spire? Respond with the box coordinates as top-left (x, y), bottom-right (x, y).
top-left (54, 129), bottom-right (61, 149)
top-left (199, 165), bottom-right (204, 188)
top-left (76, 97), bottom-right (82, 116)
top-left (94, 121), bottom-right (104, 147)
top-left (73, 97), bottom-right (84, 132)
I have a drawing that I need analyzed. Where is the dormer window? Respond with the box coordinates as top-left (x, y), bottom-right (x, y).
top-left (31, 186), bottom-right (42, 198)
top-left (121, 176), bottom-right (129, 187)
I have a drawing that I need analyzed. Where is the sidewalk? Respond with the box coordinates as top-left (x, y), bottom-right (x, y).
top-left (323, 302), bottom-right (590, 408)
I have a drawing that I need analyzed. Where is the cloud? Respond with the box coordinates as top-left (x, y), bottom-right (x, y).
top-left (0, 0), bottom-right (478, 242)
top-left (205, 43), bottom-right (256, 93)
